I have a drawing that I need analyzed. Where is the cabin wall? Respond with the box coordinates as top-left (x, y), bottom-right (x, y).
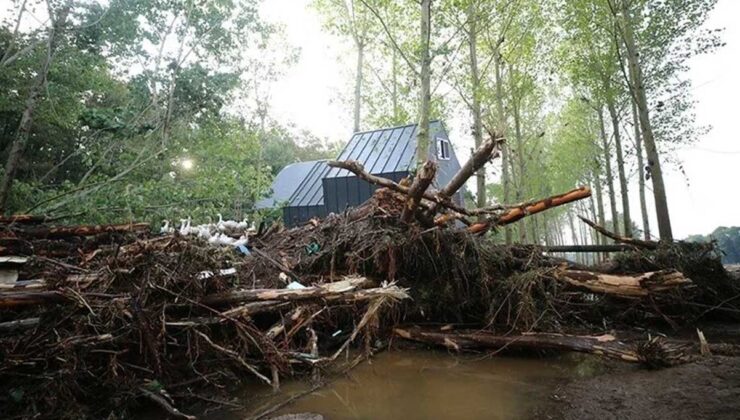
top-left (323, 171), bottom-right (408, 215)
top-left (283, 205), bottom-right (328, 227)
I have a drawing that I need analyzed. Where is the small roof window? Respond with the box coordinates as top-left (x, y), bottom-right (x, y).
top-left (437, 137), bottom-right (450, 160)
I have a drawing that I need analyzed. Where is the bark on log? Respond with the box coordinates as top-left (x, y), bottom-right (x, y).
top-left (327, 160), bottom-right (471, 216)
top-left (170, 283), bottom-right (408, 326)
top-left (556, 269), bottom-right (690, 297)
top-left (0, 317), bottom-right (39, 333)
top-left (424, 133), bottom-right (504, 219)
top-left (0, 290), bottom-right (67, 308)
top-left (394, 326), bottom-right (642, 362)
top-left (7, 222), bottom-right (150, 239)
top-left (467, 186), bottom-right (592, 234)
top-left (439, 134), bottom-right (503, 199)
top-left (197, 277), bottom-right (409, 309)
top-left (401, 160), bottom-right (437, 223)
top-left (542, 244), bottom-right (633, 253)
top-left (0, 214), bottom-right (47, 224)
top-left (200, 276), bottom-right (374, 306)
top-left (202, 282), bottom-right (409, 308)
top-left (578, 215), bottom-right (659, 249)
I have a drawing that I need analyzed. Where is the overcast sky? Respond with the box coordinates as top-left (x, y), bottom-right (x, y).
top-left (263, 0), bottom-right (740, 239)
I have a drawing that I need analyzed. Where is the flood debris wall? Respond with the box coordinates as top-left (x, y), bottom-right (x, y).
top-left (1, 139), bottom-right (739, 418)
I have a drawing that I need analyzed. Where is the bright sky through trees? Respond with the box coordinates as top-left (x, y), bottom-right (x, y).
top-left (263, 0), bottom-right (739, 239)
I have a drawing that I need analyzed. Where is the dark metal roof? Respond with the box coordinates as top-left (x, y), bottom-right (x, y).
top-left (325, 120), bottom-right (445, 178)
top-left (287, 160), bottom-right (330, 207)
top-left (255, 160), bottom-right (326, 209)
top-left (259, 120), bottom-right (466, 215)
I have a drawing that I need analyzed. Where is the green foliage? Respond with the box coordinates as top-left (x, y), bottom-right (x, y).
top-left (0, 0), bottom-right (726, 245)
top-left (687, 226), bottom-right (740, 264)
top-left (0, 0), bottom-right (334, 225)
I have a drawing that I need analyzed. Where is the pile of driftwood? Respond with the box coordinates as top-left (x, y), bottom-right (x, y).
top-left (1, 133), bottom-right (739, 418)
top-left (0, 219), bottom-right (410, 418)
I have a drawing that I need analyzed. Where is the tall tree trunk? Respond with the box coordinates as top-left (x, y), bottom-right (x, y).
top-left (353, 41), bottom-right (364, 133)
top-left (567, 210), bottom-right (579, 263)
top-left (592, 170), bottom-right (607, 261)
top-left (506, 148), bottom-right (526, 242)
top-left (512, 95), bottom-right (527, 243)
top-left (598, 106), bottom-right (620, 236)
top-left (620, 2), bottom-right (672, 240)
top-left (467, 3), bottom-right (485, 210)
top-left (494, 52), bottom-right (511, 244)
top-left (417, 0), bottom-right (431, 166)
top-left (588, 191), bottom-right (599, 263)
top-left (556, 218), bottom-right (565, 246)
top-left (392, 47), bottom-right (399, 123)
top-left (579, 202), bottom-right (590, 245)
top-left (631, 82), bottom-right (651, 240)
top-left (0, 4), bottom-right (70, 213)
top-left (530, 214), bottom-right (539, 245)
top-left (606, 96), bottom-right (632, 237)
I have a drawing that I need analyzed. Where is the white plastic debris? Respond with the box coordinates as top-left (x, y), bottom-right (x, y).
top-left (197, 268), bottom-right (236, 280)
top-left (196, 271), bottom-right (214, 280)
top-left (286, 281), bottom-right (306, 290)
top-left (219, 268), bottom-right (237, 276)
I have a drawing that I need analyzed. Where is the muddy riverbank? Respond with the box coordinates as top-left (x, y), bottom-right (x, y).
top-left (536, 355), bottom-right (740, 420)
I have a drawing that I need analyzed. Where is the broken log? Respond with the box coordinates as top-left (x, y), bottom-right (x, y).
top-left (326, 160), bottom-right (471, 216)
top-left (0, 317), bottom-right (40, 333)
top-left (197, 277), bottom-right (409, 310)
top-left (555, 269), bottom-right (691, 298)
top-left (579, 215), bottom-right (659, 249)
top-left (467, 186), bottom-right (591, 234)
top-left (394, 326), bottom-right (643, 362)
top-left (0, 214), bottom-right (48, 224)
top-left (401, 160), bottom-right (437, 223)
top-left (424, 133), bottom-right (504, 217)
top-left (394, 327), bottom-right (702, 366)
top-left (0, 290), bottom-right (67, 308)
top-left (542, 244), bottom-right (633, 253)
top-left (438, 133), bottom-right (504, 199)
top-left (7, 222), bottom-right (150, 239)
top-left (199, 276), bottom-right (373, 306)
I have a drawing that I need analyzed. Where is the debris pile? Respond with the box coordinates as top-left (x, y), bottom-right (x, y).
top-left (0, 219), bottom-right (408, 418)
top-left (1, 133), bottom-right (739, 418)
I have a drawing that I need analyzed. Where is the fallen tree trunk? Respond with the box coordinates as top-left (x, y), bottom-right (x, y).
top-left (579, 215), bottom-right (659, 249)
top-left (327, 160), bottom-right (471, 216)
top-left (0, 214), bottom-right (48, 224)
top-left (424, 133), bottom-right (504, 218)
top-left (438, 134), bottom-right (504, 199)
top-left (199, 276), bottom-right (374, 306)
top-left (556, 269), bottom-right (691, 298)
top-left (467, 186), bottom-right (592, 234)
top-left (171, 283), bottom-right (409, 327)
top-left (6, 222), bottom-right (150, 239)
top-left (0, 290), bottom-right (67, 308)
top-left (542, 244), bottom-right (633, 253)
top-left (0, 317), bottom-right (40, 333)
top-left (394, 327), bottom-right (702, 366)
top-left (401, 160), bottom-right (437, 223)
top-left (394, 326), bottom-right (643, 362)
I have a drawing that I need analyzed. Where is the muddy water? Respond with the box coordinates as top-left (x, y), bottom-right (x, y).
top-left (220, 350), bottom-right (602, 420)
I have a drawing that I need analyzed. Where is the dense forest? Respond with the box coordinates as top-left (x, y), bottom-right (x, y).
top-left (0, 0), bottom-right (725, 245)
